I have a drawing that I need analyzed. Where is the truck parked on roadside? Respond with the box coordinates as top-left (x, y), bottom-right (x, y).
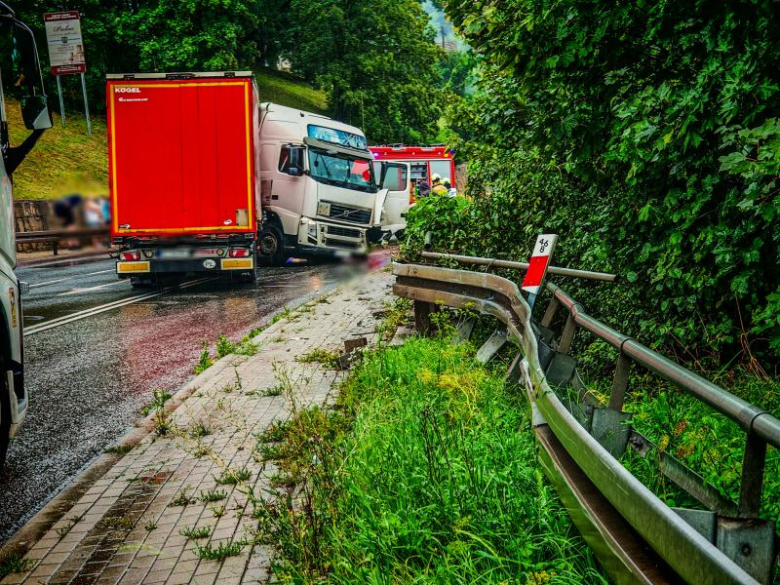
top-left (0, 1), bottom-right (53, 468)
top-left (256, 103), bottom-right (386, 264)
top-left (108, 72), bottom-right (260, 284)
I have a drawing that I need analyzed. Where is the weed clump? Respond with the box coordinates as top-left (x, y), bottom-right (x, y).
top-left (215, 468), bottom-right (251, 485)
top-left (0, 553), bottom-right (34, 579)
top-left (194, 539), bottom-right (247, 560)
top-left (199, 489), bottom-right (227, 503)
top-left (103, 443), bottom-right (134, 456)
top-left (296, 348), bottom-right (340, 368)
top-left (180, 525), bottom-right (211, 540)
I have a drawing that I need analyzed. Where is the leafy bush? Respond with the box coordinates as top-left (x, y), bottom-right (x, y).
top-left (413, 0), bottom-right (780, 365)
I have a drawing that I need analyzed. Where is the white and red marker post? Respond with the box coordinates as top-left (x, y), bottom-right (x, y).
top-left (521, 234), bottom-right (558, 309)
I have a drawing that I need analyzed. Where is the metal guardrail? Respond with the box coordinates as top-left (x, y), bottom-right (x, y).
top-left (392, 256), bottom-right (778, 585)
top-left (421, 250), bottom-right (620, 282)
top-left (16, 227), bottom-right (110, 255)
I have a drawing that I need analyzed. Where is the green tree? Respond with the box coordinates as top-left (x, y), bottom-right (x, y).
top-left (126, 0), bottom-right (260, 71)
top-left (285, 0), bottom-right (443, 143)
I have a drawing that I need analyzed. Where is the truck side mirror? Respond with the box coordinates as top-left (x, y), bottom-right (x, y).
top-left (286, 146), bottom-right (304, 177)
top-left (12, 23), bottom-right (52, 130)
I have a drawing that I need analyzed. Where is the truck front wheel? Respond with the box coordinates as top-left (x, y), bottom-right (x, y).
top-left (258, 226), bottom-right (284, 267)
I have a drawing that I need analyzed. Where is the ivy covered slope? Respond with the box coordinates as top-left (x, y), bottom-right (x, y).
top-left (422, 1), bottom-right (780, 360)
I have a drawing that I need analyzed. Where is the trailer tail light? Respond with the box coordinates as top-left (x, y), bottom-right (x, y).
top-left (120, 251), bottom-right (141, 261)
top-left (229, 248), bottom-right (251, 258)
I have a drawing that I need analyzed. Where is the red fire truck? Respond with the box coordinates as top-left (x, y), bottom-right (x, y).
top-left (369, 145), bottom-right (457, 190)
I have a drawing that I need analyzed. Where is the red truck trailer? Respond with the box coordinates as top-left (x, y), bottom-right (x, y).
top-left (107, 72), bottom-right (259, 284)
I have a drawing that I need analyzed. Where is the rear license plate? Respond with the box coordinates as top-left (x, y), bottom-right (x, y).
top-left (117, 261), bottom-right (151, 273)
top-left (156, 248), bottom-right (191, 259)
top-left (221, 258), bottom-right (254, 270)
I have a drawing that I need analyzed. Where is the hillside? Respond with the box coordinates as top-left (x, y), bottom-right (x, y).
top-left (10, 69), bottom-right (327, 200)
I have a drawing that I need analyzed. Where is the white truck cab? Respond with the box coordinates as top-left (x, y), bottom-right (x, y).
top-left (257, 103), bottom-right (386, 264)
top-left (0, 2), bottom-right (52, 468)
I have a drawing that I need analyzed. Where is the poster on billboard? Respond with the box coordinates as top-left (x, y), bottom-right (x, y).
top-left (44, 11), bottom-right (86, 75)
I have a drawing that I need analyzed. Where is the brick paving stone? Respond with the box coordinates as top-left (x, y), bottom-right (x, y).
top-left (1, 269), bottom-right (393, 584)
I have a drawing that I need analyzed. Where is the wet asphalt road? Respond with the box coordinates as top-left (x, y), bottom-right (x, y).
top-left (0, 255), bottom-right (364, 543)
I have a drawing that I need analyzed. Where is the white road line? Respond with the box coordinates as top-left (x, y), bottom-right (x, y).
top-left (24, 277), bottom-right (217, 336)
top-left (29, 269), bottom-right (115, 290)
top-left (57, 280), bottom-right (127, 296)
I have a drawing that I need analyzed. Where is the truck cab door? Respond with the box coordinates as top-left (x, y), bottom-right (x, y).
top-left (374, 162), bottom-right (411, 228)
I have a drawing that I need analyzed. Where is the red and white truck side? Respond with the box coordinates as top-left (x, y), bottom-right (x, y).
top-left (108, 72), bottom-right (260, 283)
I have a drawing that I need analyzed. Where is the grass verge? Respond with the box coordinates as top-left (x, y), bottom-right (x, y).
top-left (252, 335), bottom-right (605, 583)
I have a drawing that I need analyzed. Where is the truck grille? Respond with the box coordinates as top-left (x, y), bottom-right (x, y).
top-left (326, 225), bottom-right (361, 239)
top-left (325, 238), bottom-right (360, 250)
top-left (325, 203), bottom-right (371, 225)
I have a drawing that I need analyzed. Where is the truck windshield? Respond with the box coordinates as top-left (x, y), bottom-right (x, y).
top-left (308, 148), bottom-right (377, 193)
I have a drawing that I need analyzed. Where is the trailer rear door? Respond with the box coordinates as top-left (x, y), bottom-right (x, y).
top-left (107, 76), bottom-right (256, 237)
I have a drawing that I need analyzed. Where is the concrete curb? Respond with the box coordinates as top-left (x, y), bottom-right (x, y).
top-left (0, 280), bottom-right (342, 561)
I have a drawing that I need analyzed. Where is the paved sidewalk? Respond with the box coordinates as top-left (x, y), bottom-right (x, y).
top-left (1, 269), bottom-right (394, 585)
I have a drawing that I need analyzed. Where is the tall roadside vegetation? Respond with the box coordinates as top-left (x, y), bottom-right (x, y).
top-left (15, 0), bottom-right (443, 144)
top-left (413, 0), bottom-right (780, 365)
top-left (253, 335), bottom-right (605, 583)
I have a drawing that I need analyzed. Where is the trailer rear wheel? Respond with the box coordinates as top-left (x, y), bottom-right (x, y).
top-left (0, 360), bottom-right (11, 470)
top-left (258, 226), bottom-right (284, 267)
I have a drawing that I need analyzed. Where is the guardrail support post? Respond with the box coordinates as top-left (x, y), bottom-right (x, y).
top-left (414, 301), bottom-right (436, 337)
top-left (52, 240), bottom-right (58, 256)
top-left (558, 314), bottom-right (577, 354)
top-left (738, 432), bottom-right (767, 518)
top-left (608, 354), bottom-right (631, 411)
top-left (541, 298), bottom-right (559, 328)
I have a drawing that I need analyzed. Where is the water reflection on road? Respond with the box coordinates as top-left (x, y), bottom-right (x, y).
top-left (1, 256), bottom-right (382, 543)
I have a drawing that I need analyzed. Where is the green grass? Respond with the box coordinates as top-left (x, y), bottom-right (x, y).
top-left (252, 336), bottom-right (605, 583)
top-left (616, 371), bottom-right (780, 519)
top-left (256, 68), bottom-right (327, 115)
top-left (10, 70), bottom-right (325, 201)
top-left (9, 98), bottom-right (108, 200)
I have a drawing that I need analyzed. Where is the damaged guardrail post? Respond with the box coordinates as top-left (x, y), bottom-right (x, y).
top-left (738, 432), bottom-right (767, 518)
top-left (608, 353), bottom-right (631, 411)
top-left (414, 300), bottom-right (437, 337)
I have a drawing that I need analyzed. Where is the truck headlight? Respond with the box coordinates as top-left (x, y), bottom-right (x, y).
top-left (307, 220), bottom-right (317, 240)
